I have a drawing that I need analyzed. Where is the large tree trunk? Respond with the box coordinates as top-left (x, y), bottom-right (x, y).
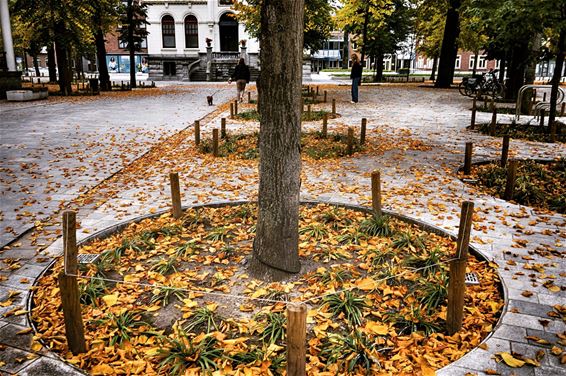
top-left (95, 28), bottom-right (111, 91)
top-left (472, 52), bottom-right (478, 75)
top-left (127, 0), bottom-right (137, 88)
top-left (360, 3), bottom-right (370, 72)
top-left (435, 0), bottom-right (461, 88)
top-left (32, 54), bottom-right (40, 77)
top-left (342, 31), bottom-right (349, 69)
top-left (498, 57), bottom-right (506, 84)
top-left (505, 45), bottom-right (527, 102)
top-left (54, 35), bottom-right (72, 95)
top-left (249, 0), bottom-right (304, 281)
top-left (47, 44), bottom-right (57, 83)
top-left (548, 28), bottom-right (565, 128)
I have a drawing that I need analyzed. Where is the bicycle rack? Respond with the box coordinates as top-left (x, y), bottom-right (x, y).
top-left (515, 85), bottom-right (566, 121)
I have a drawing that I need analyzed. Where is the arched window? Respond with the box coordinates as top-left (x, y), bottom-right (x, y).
top-left (219, 13), bottom-right (238, 52)
top-left (184, 15), bottom-right (198, 48)
top-left (162, 15), bottom-right (175, 48)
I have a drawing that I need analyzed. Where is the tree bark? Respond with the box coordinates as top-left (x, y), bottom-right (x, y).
top-left (342, 31), bottom-right (349, 69)
top-left (249, 0), bottom-right (304, 281)
top-left (472, 52), bottom-right (478, 76)
top-left (95, 27), bottom-right (111, 91)
top-left (435, 0), bottom-right (461, 88)
top-left (47, 43), bottom-right (57, 83)
top-left (375, 52), bottom-right (384, 82)
top-left (33, 54), bottom-right (40, 77)
top-left (548, 28), bottom-right (565, 128)
top-left (54, 27), bottom-right (72, 95)
top-left (127, 0), bottom-right (137, 88)
top-left (430, 55), bottom-right (438, 81)
top-left (505, 45), bottom-right (527, 102)
top-left (360, 3), bottom-right (371, 72)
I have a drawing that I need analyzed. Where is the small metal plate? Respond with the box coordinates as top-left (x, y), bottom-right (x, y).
top-left (77, 254), bottom-right (101, 264)
top-left (462, 178), bottom-right (478, 183)
top-left (465, 272), bottom-right (480, 286)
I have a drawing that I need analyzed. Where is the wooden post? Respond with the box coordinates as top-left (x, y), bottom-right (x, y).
top-left (307, 104), bottom-right (311, 120)
top-left (446, 201), bottom-right (474, 335)
top-left (332, 99), bottom-right (336, 116)
top-left (59, 211), bottom-right (87, 354)
top-left (463, 142), bottom-right (473, 175)
top-left (323, 90), bottom-right (327, 103)
top-left (316, 86), bottom-right (319, 95)
top-left (490, 102), bottom-right (497, 136)
top-left (371, 170), bottom-right (382, 216)
top-left (234, 100), bottom-right (238, 115)
top-left (230, 103), bottom-right (234, 118)
top-left (539, 109), bottom-right (545, 127)
top-left (322, 114), bottom-right (328, 138)
top-left (221, 118), bottom-right (227, 139)
top-left (503, 160), bottom-right (518, 200)
top-left (248, 91), bottom-right (251, 103)
top-left (360, 118), bottom-right (367, 145)
top-left (213, 129), bottom-right (219, 157)
top-left (286, 303), bottom-right (307, 376)
top-left (194, 120), bottom-right (201, 146)
top-left (169, 173), bottom-right (182, 219)
top-left (470, 97), bottom-right (477, 129)
top-left (542, 92), bottom-right (546, 102)
top-left (347, 127), bottom-right (354, 155)
top-left (500, 135), bottom-right (510, 167)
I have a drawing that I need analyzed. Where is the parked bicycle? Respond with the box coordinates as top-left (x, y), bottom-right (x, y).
top-left (459, 69), bottom-right (505, 98)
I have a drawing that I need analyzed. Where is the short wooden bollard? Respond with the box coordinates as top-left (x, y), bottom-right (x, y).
top-left (542, 92), bottom-right (547, 102)
top-left (307, 104), bottom-right (312, 120)
top-left (323, 90), bottom-right (327, 103)
top-left (316, 86), bottom-right (319, 95)
top-left (347, 127), bottom-right (354, 155)
top-left (221, 118), bottom-right (227, 139)
top-left (501, 135), bottom-right (510, 167)
top-left (332, 99), bottom-right (336, 116)
top-left (230, 103), bottom-right (234, 118)
top-left (322, 114), bottom-right (328, 138)
top-left (464, 142), bottom-right (473, 175)
top-left (213, 129), bottom-right (219, 157)
top-left (371, 170), bottom-right (382, 216)
top-left (470, 97), bottom-right (477, 129)
top-left (248, 91), bottom-right (251, 103)
top-left (194, 120), bottom-right (201, 145)
top-left (539, 109), bottom-right (545, 127)
top-left (490, 103), bottom-right (497, 136)
top-left (234, 100), bottom-right (238, 115)
top-left (286, 303), bottom-right (307, 376)
top-left (169, 173), bottom-right (182, 219)
top-left (503, 160), bottom-right (518, 200)
top-left (360, 118), bottom-right (367, 145)
top-left (59, 211), bottom-right (87, 354)
top-left (446, 201), bottom-right (474, 335)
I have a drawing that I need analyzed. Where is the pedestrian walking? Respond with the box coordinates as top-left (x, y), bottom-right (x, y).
top-left (229, 58), bottom-right (251, 103)
top-left (350, 54), bottom-right (362, 103)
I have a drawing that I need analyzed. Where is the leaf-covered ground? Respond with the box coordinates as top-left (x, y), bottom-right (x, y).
top-left (32, 203), bottom-right (503, 375)
top-left (466, 159), bottom-right (566, 214)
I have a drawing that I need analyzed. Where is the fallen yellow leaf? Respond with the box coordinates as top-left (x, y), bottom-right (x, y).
top-left (497, 352), bottom-right (525, 368)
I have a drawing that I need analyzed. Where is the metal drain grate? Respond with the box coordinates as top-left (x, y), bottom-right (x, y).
top-left (77, 254), bottom-right (101, 264)
top-left (465, 272), bottom-right (480, 285)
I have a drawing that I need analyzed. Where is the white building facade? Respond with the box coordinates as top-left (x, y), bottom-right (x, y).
top-left (143, 0), bottom-right (260, 81)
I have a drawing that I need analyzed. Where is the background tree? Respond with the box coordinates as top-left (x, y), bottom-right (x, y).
top-left (415, 0), bottom-right (446, 81)
top-left (249, 0), bottom-right (305, 281)
top-left (233, 0), bottom-right (333, 52)
top-left (118, 0), bottom-right (148, 89)
top-left (12, 0), bottom-right (95, 95)
top-left (93, 0), bottom-right (121, 91)
top-left (434, 0), bottom-right (462, 88)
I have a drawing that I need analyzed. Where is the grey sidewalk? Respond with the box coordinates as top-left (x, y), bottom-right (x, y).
top-left (0, 84), bottom-right (564, 375)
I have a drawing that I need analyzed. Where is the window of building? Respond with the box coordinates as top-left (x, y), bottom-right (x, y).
top-left (162, 15), bottom-right (176, 48)
top-left (495, 59), bottom-right (501, 70)
top-left (219, 0), bottom-right (233, 5)
top-left (163, 61), bottom-right (176, 76)
top-left (477, 55), bottom-right (487, 69)
top-left (469, 55), bottom-right (476, 70)
top-left (185, 15), bottom-right (198, 48)
top-left (455, 55), bottom-right (461, 69)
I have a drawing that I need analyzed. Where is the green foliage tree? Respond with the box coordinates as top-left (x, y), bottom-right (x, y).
top-left (118, 0), bottom-right (149, 89)
top-left (233, 0), bottom-right (333, 52)
top-left (93, 0), bottom-right (121, 91)
top-left (415, 0), bottom-right (446, 80)
top-left (12, 0), bottom-right (96, 95)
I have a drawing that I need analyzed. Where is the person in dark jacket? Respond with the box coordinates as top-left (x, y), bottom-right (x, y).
top-left (229, 58), bottom-right (251, 102)
top-left (350, 54), bottom-right (362, 103)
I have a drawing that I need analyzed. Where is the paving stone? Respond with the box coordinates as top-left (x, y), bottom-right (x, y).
top-left (0, 345), bottom-right (39, 374)
top-left (449, 348), bottom-right (500, 372)
top-left (525, 328), bottom-right (562, 347)
top-left (509, 300), bottom-right (555, 319)
top-left (501, 312), bottom-right (548, 331)
top-left (16, 356), bottom-right (85, 376)
top-left (0, 324), bottom-right (33, 350)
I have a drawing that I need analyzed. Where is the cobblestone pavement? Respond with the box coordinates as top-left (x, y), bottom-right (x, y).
top-left (0, 83), bottom-right (564, 375)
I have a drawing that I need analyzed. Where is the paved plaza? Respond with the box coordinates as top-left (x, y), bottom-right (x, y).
top-left (0, 82), bottom-right (564, 375)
